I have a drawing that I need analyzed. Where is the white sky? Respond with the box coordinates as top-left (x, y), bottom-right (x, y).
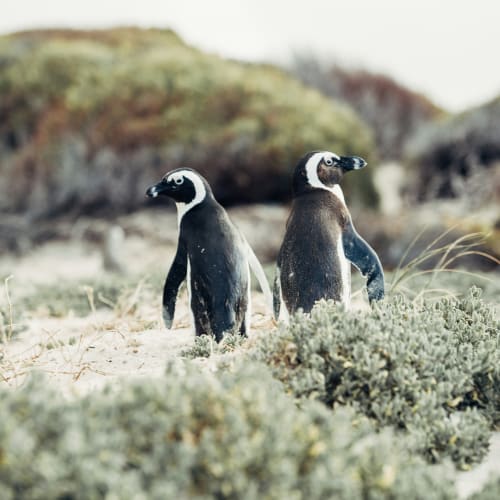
top-left (1, 0), bottom-right (499, 111)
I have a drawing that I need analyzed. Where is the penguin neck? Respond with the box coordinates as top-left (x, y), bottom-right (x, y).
top-left (295, 184), bottom-right (346, 208)
top-left (175, 194), bottom-right (217, 227)
top-left (324, 184), bottom-right (346, 206)
top-left (174, 178), bottom-right (206, 226)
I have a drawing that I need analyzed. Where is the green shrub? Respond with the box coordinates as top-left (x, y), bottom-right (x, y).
top-left (181, 331), bottom-right (246, 358)
top-left (0, 28), bottom-right (377, 223)
top-left (0, 361), bottom-right (455, 499)
top-left (253, 288), bottom-right (499, 468)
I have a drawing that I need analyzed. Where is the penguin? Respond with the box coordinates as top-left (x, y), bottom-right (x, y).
top-left (146, 168), bottom-right (272, 342)
top-left (273, 151), bottom-right (384, 320)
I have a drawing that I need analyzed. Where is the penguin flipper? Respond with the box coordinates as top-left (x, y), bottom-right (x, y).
top-left (162, 240), bottom-right (188, 328)
top-left (273, 267), bottom-right (281, 321)
top-left (243, 238), bottom-right (273, 313)
top-left (342, 220), bottom-right (385, 303)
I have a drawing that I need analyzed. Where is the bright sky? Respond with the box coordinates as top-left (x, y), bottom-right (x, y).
top-left (1, 0), bottom-right (499, 111)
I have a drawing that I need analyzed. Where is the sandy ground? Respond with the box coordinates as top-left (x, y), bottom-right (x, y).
top-left (0, 291), bottom-right (272, 396)
top-left (0, 234), bottom-right (274, 394)
top-left (0, 225), bottom-right (498, 497)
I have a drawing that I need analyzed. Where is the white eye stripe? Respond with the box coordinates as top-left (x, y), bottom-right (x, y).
top-left (324, 153), bottom-right (339, 166)
top-left (305, 151), bottom-right (346, 206)
top-left (167, 172), bottom-right (184, 184)
top-left (166, 169), bottom-right (207, 225)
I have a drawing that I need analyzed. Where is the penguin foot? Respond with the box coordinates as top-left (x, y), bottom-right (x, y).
top-left (162, 308), bottom-right (173, 329)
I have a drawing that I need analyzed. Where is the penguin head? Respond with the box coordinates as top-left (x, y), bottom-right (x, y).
top-left (146, 168), bottom-right (210, 207)
top-left (292, 151), bottom-right (367, 195)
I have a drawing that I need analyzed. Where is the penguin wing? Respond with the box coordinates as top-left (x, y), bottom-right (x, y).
top-left (272, 266), bottom-right (281, 320)
top-left (342, 219), bottom-right (385, 303)
top-left (162, 239), bottom-right (188, 328)
top-left (243, 237), bottom-right (273, 313)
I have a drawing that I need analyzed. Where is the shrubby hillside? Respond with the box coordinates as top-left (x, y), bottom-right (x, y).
top-left (405, 96), bottom-right (500, 202)
top-left (290, 54), bottom-right (441, 160)
top-left (0, 28), bottom-right (377, 221)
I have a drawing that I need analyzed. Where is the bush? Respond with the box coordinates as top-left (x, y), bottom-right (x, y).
top-left (0, 361), bottom-right (456, 499)
top-left (405, 95), bottom-right (500, 202)
top-left (181, 331), bottom-right (247, 358)
top-left (252, 288), bottom-right (499, 468)
top-left (0, 28), bottom-right (377, 223)
top-left (290, 54), bottom-right (441, 160)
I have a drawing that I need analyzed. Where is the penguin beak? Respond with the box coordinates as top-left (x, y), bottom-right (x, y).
top-left (146, 181), bottom-right (168, 198)
top-left (338, 156), bottom-right (367, 172)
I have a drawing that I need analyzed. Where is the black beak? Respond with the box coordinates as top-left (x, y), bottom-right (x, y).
top-left (339, 156), bottom-right (367, 172)
top-left (146, 182), bottom-right (168, 199)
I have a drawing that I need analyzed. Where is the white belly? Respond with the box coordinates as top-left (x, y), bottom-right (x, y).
top-left (186, 259), bottom-right (195, 329)
top-left (337, 235), bottom-right (351, 308)
top-left (245, 260), bottom-right (252, 335)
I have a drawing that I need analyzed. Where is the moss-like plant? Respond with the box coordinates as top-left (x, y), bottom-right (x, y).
top-left (253, 288), bottom-right (499, 468)
top-left (0, 361), bottom-right (456, 499)
top-left (181, 331), bottom-right (247, 358)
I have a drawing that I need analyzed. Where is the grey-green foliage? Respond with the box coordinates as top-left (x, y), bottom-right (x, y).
top-left (468, 476), bottom-right (500, 500)
top-left (181, 331), bottom-right (246, 358)
top-left (0, 361), bottom-right (456, 499)
top-left (253, 288), bottom-right (499, 468)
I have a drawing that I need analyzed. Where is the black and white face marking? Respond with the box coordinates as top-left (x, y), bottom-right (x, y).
top-left (146, 169), bottom-right (207, 222)
top-left (305, 151), bottom-right (345, 204)
top-left (303, 151), bottom-right (367, 204)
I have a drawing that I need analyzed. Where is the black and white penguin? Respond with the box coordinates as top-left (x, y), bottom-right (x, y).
top-left (146, 168), bottom-right (272, 341)
top-left (274, 151), bottom-right (384, 320)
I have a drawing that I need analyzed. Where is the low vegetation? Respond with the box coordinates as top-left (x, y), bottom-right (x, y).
top-left (0, 361), bottom-right (457, 499)
top-left (252, 288), bottom-right (499, 469)
top-left (0, 255), bottom-right (498, 497)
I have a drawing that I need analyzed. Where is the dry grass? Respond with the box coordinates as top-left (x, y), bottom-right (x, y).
top-left (0, 268), bottom-right (272, 392)
top-left (0, 255), bottom-right (186, 391)
top-left (389, 227), bottom-right (499, 301)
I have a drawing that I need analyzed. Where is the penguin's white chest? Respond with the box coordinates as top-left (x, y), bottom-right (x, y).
top-left (337, 235), bottom-right (351, 308)
top-left (186, 258), bottom-right (195, 327)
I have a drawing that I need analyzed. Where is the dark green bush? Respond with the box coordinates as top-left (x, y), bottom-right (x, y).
top-left (0, 361), bottom-right (456, 499)
top-left (253, 288), bottom-right (499, 468)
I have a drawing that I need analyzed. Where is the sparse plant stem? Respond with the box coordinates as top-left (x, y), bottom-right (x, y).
top-left (82, 286), bottom-right (96, 314)
top-left (3, 275), bottom-right (14, 343)
top-left (390, 227), bottom-right (498, 300)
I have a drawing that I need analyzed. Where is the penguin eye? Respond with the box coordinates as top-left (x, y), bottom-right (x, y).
top-left (324, 157), bottom-right (334, 166)
top-left (174, 177), bottom-right (184, 185)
